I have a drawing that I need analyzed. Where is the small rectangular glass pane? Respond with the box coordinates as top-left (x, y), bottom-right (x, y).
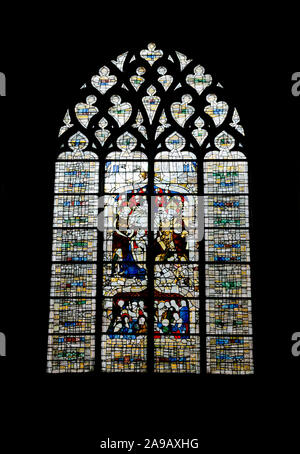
top-left (47, 335), bottom-right (95, 373)
top-left (206, 299), bottom-right (252, 335)
top-left (204, 196), bottom-right (249, 228)
top-left (205, 264), bottom-right (251, 298)
top-left (101, 335), bottom-right (147, 372)
top-left (105, 161), bottom-right (148, 193)
top-left (204, 161), bottom-right (248, 194)
top-left (205, 229), bottom-right (250, 262)
top-left (103, 263), bottom-right (147, 296)
top-left (48, 299), bottom-right (96, 334)
top-left (154, 298), bottom-right (199, 335)
top-left (154, 264), bottom-right (199, 297)
top-left (154, 160), bottom-right (197, 193)
top-left (53, 195), bottom-right (98, 227)
top-left (50, 264), bottom-right (97, 298)
top-left (206, 336), bottom-right (254, 374)
top-left (55, 161), bottom-right (99, 193)
top-left (154, 336), bottom-right (200, 373)
top-left (52, 229), bottom-right (98, 262)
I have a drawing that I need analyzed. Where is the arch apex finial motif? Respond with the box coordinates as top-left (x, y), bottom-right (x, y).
top-left (91, 66), bottom-right (117, 94)
top-left (140, 43), bottom-right (163, 66)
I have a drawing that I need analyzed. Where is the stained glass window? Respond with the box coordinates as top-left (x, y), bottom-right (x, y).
top-left (47, 43), bottom-right (254, 374)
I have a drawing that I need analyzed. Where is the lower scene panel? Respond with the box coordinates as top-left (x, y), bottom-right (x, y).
top-left (101, 335), bottom-right (147, 372)
top-left (154, 335), bottom-right (200, 374)
top-left (100, 335), bottom-right (201, 374)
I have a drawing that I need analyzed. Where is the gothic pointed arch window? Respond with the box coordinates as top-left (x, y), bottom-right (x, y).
top-left (47, 43), bottom-right (254, 375)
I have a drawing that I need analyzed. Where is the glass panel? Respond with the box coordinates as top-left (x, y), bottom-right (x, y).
top-left (205, 229), bottom-right (250, 262)
top-left (47, 335), bottom-right (95, 373)
top-left (101, 335), bottom-right (147, 372)
top-left (103, 264), bottom-right (147, 296)
top-left (153, 195), bottom-right (199, 262)
top-left (204, 161), bottom-right (248, 194)
top-left (53, 195), bottom-right (98, 227)
top-left (50, 264), bottom-right (97, 298)
top-left (154, 264), bottom-right (199, 297)
top-left (102, 298), bottom-right (148, 336)
top-left (105, 160), bottom-right (148, 193)
top-left (206, 336), bottom-right (254, 375)
top-left (204, 150), bottom-right (246, 160)
top-left (48, 299), bottom-right (96, 334)
top-left (205, 264), bottom-right (251, 298)
top-left (102, 190), bottom-right (148, 371)
top-left (154, 160), bottom-right (197, 193)
top-left (154, 298), bottom-right (199, 335)
top-left (206, 299), bottom-right (252, 335)
top-left (155, 151), bottom-right (197, 160)
top-left (103, 195), bottom-right (148, 262)
top-left (52, 229), bottom-right (98, 262)
top-left (54, 161), bottom-right (99, 193)
top-left (106, 151), bottom-right (147, 160)
top-left (154, 336), bottom-right (200, 373)
top-left (204, 196), bottom-right (249, 228)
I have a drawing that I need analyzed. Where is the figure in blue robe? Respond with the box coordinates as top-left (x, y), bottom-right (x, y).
top-left (120, 245), bottom-right (146, 279)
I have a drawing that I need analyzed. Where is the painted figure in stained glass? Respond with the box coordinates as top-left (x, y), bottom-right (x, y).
top-left (154, 299), bottom-right (189, 338)
top-left (106, 298), bottom-right (147, 338)
top-left (110, 195), bottom-right (147, 279)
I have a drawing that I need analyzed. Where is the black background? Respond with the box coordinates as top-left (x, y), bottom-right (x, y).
top-left (0, 6), bottom-right (299, 451)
